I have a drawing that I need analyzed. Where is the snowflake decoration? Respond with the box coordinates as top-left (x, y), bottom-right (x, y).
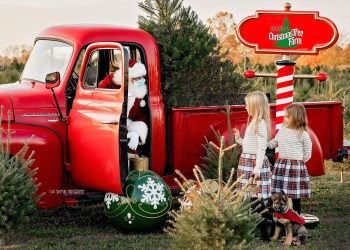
top-left (104, 192), bottom-right (120, 209)
top-left (138, 177), bottom-right (166, 209)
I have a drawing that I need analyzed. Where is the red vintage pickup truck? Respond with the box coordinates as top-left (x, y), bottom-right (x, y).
top-left (0, 24), bottom-right (344, 208)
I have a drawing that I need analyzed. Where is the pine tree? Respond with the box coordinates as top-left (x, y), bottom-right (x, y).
top-left (201, 104), bottom-right (241, 182)
top-left (0, 109), bottom-right (40, 246)
top-left (138, 0), bottom-right (249, 107)
top-left (166, 137), bottom-right (263, 249)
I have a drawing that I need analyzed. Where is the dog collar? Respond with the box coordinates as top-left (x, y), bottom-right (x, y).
top-left (274, 210), bottom-right (306, 224)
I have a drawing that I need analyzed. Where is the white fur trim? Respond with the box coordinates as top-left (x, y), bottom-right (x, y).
top-left (127, 121), bottom-right (148, 144)
top-left (127, 96), bottom-right (135, 117)
top-left (127, 118), bottom-right (132, 127)
top-left (129, 62), bottom-right (147, 79)
top-left (140, 100), bottom-right (146, 107)
top-left (113, 69), bottom-right (122, 85)
top-left (127, 83), bottom-right (148, 116)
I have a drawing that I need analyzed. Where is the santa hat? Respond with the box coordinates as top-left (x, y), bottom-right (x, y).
top-left (129, 60), bottom-right (147, 79)
top-left (112, 59), bottom-right (147, 84)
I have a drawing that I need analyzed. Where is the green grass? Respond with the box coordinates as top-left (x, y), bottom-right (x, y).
top-left (3, 162), bottom-right (350, 250)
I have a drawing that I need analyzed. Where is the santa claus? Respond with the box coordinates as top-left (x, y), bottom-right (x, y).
top-left (99, 60), bottom-right (148, 152)
top-left (126, 60), bottom-right (148, 152)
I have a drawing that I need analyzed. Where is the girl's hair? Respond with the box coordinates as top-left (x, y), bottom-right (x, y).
top-left (285, 103), bottom-right (308, 132)
top-left (245, 91), bottom-right (271, 139)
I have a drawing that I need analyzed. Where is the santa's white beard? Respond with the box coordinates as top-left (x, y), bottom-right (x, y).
top-left (129, 82), bottom-right (147, 98)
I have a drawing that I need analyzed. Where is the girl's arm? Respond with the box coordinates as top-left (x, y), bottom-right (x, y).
top-left (268, 125), bottom-right (283, 149)
top-left (303, 131), bottom-right (312, 162)
top-left (268, 136), bottom-right (278, 149)
top-left (233, 128), bottom-right (243, 145)
top-left (253, 121), bottom-right (268, 175)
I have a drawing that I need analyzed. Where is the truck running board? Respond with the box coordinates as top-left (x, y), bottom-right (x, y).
top-left (64, 191), bottom-right (106, 206)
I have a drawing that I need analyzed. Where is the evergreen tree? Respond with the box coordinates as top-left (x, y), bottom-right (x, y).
top-left (138, 0), bottom-right (249, 107)
top-left (166, 138), bottom-right (262, 249)
top-left (0, 110), bottom-right (40, 246)
top-left (202, 105), bottom-right (241, 183)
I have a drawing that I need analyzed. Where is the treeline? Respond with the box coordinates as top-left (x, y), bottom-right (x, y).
top-left (0, 44), bottom-right (30, 84)
top-left (0, 59), bottom-right (25, 84)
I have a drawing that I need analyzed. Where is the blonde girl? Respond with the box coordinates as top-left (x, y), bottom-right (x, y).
top-left (234, 91), bottom-right (272, 198)
top-left (233, 91), bottom-right (272, 241)
top-left (268, 103), bottom-right (312, 215)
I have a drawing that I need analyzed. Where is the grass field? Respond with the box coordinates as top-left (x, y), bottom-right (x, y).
top-left (2, 161), bottom-right (350, 250)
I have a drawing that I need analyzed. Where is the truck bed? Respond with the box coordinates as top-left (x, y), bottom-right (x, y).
top-left (167, 101), bottom-right (343, 178)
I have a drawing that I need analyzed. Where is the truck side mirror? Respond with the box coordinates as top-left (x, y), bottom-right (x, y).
top-left (45, 72), bottom-right (61, 89)
top-left (45, 71), bottom-right (64, 121)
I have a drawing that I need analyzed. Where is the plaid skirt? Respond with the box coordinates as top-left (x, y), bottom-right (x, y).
top-left (272, 159), bottom-right (310, 199)
top-left (237, 153), bottom-right (271, 199)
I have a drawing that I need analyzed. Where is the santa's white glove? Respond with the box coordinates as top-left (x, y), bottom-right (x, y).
top-left (127, 131), bottom-right (139, 150)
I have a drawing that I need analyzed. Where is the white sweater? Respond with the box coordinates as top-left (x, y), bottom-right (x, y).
top-left (236, 119), bottom-right (268, 174)
top-left (268, 125), bottom-right (312, 162)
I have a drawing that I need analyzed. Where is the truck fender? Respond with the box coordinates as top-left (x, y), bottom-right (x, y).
top-left (306, 128), bottom-right (325, 176)
top-left (2, 123), bottom-right (64, 208)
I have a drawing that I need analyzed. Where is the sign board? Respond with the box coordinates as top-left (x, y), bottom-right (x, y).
top-left (237, 10), bottom-right (339, 54)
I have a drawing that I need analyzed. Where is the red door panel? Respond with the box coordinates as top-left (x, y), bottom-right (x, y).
top-left (68, 42), bottom-right (128, 194)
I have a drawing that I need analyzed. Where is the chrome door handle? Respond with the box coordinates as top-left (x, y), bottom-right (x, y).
top-left (101, 120), bottom-right (119, 125)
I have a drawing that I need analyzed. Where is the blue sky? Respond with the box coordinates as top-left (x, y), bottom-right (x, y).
top-left (0, 0), bottom-right (349, 55)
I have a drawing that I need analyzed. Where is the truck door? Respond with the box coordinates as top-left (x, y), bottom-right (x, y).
top-left (68, 42), bottom-right (129, 194)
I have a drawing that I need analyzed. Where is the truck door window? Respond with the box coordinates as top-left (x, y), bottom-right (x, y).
top-left (84, 49), bottom-right (122, 89)
top-left (83, 49), bottom-right (123, 89)
top-left (84, 50), bottom-right (99, 88)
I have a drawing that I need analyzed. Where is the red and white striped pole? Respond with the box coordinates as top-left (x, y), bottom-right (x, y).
top-left (275, 58), bottom-right (296, 132)
top-left (244, 65), bottom-right (327, 135)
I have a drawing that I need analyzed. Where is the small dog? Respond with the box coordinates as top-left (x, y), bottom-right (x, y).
top-left (270, 191), bottom-right (308, 246)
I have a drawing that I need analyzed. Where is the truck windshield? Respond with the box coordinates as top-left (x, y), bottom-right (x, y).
top-left (21, 40), bottom-right (73, 83)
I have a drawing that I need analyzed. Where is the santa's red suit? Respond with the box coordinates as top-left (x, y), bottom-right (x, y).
top-left (99, 60), bottom-right (148, 151)
top-left (98, 73), bottom-right (119, 89)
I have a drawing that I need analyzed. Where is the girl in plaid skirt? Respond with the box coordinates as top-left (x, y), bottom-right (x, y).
top-left (268, 103), bottom-right (312, 215)
top-left (233, 91), bottom-right (272, 241)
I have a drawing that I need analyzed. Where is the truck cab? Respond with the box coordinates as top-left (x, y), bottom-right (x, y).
top-left (0, 25), bottom-right (166, 208)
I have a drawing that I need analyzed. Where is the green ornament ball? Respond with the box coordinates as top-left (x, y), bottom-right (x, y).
top-left (104, 170), bottom-right (172, 232)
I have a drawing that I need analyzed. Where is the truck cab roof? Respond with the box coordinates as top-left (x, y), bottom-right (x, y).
top-left (37, 24), bottom-right (158, 55)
